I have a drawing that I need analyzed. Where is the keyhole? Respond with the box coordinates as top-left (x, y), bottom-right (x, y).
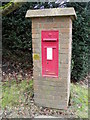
top-left (48, 33), bottom-right (52, 37)
top-left (47, 62), bottom-right (48, 64)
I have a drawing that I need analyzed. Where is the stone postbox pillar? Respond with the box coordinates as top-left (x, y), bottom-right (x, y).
top-left (26, 8), bottom-right (76, 109)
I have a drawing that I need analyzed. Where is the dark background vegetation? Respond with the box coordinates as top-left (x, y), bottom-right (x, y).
top-left (2, 2), bottom-right (90, 81)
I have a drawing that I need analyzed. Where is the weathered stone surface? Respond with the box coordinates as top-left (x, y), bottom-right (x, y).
top-left (34, 98), bottom-right (68, 109)
top-left (26, 8), bottom-right (77, 20)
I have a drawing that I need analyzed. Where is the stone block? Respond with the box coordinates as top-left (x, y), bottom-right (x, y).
top-left (32, 29), bottom-right (39, 34)
top-left (32, 34), bottom-right (39, 39)
top-left (34, 98), bottom-right (68, 109)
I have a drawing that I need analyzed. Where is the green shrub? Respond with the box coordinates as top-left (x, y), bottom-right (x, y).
top-left (67, 3), bottom-right (90, 81)
top-left (2, 2), bottom-right (34, 58)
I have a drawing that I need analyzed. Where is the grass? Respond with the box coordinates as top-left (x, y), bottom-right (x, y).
top-left (70, 83), bottom-right (88, 118)
top-left (1, 80), bottom-right (88, 118)
top-left (1, 80), bottom-right (33, 108)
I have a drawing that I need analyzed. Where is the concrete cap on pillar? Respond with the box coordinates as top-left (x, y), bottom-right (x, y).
top-left (25, 7), bottom-right (77, 20)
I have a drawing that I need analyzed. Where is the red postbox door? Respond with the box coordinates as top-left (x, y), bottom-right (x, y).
top-left (41, 30), bottom-right (59, 78)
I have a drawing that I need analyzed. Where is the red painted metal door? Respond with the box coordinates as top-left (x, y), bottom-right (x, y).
top-left (41, 30), bottom-right (59, 78)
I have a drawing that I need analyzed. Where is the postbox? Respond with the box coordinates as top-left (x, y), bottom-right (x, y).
top-left (41, 30), bottom-right (59, 78)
